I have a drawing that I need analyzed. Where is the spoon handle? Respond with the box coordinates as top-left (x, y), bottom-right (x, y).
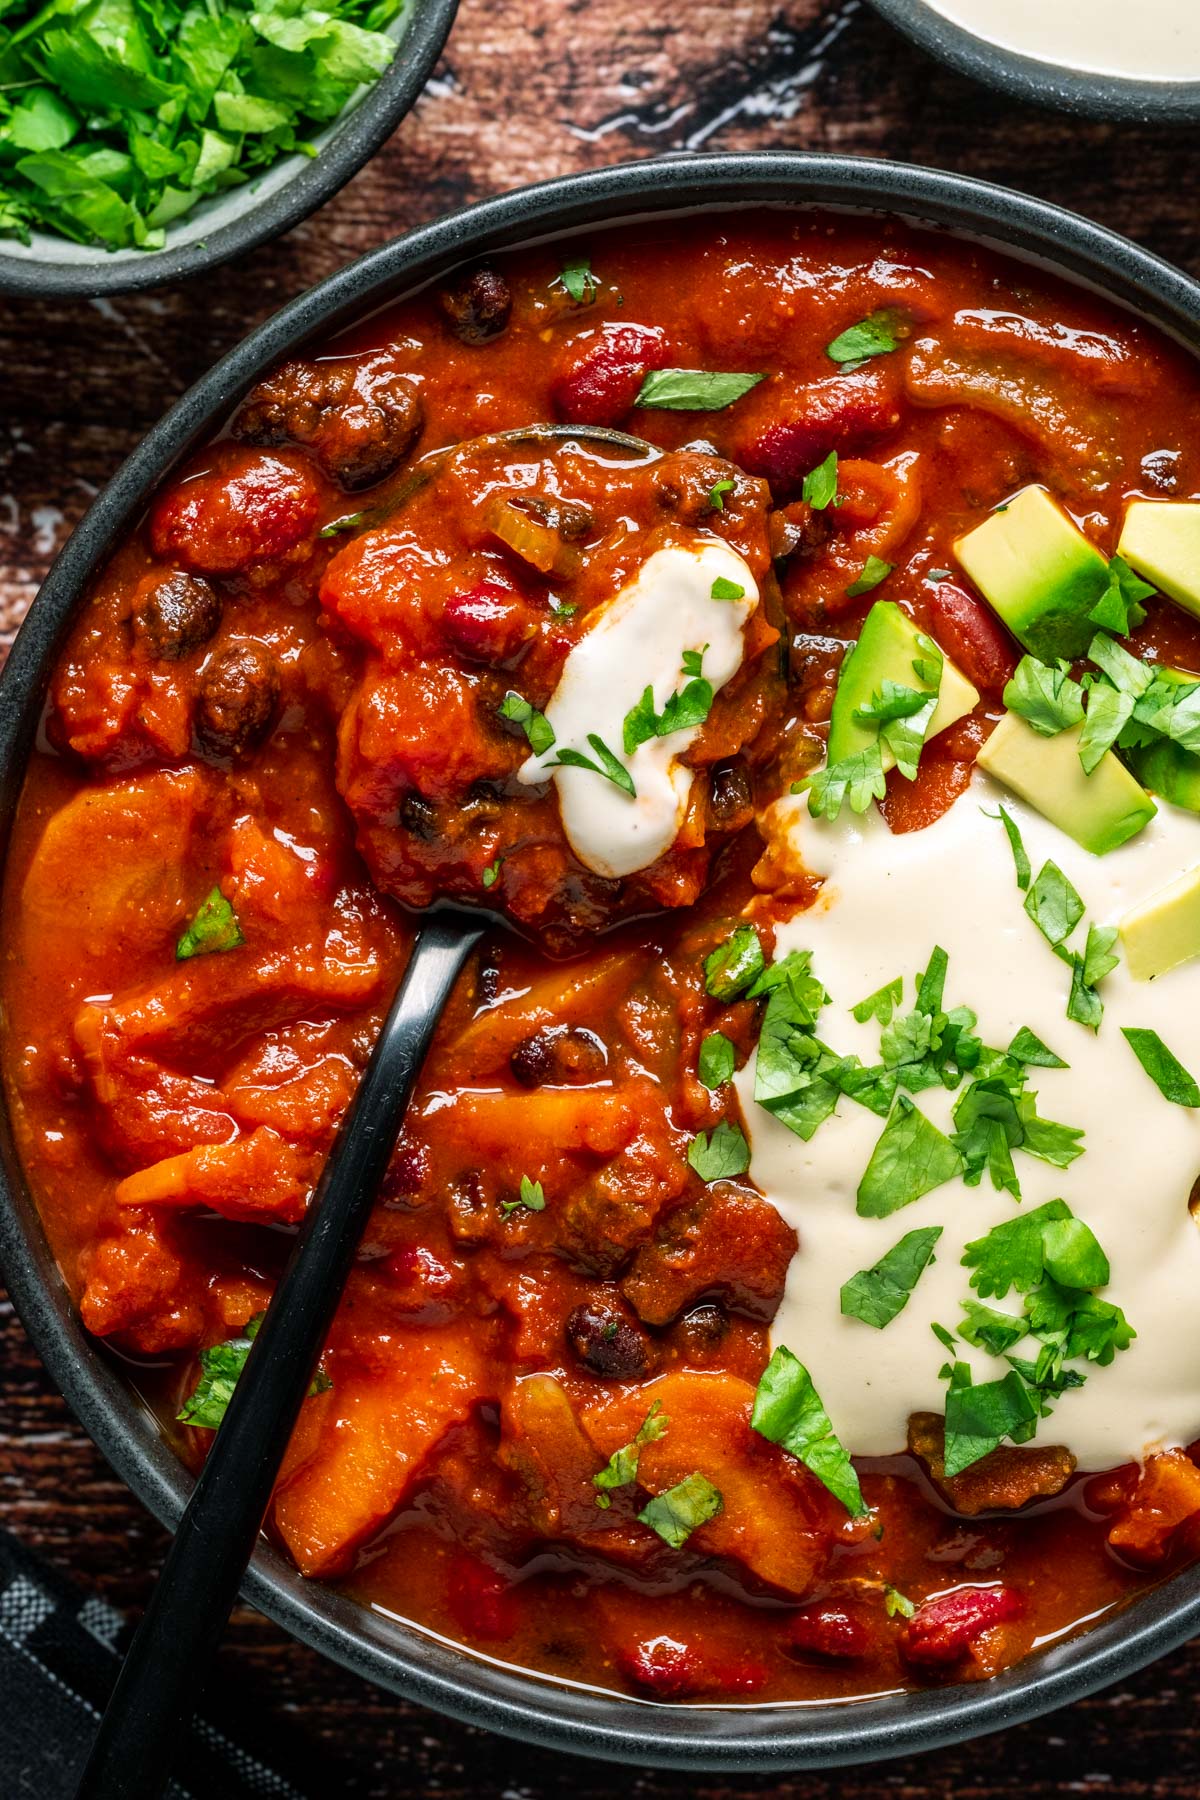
top-left (74, 908), bottom-right (486, 1800)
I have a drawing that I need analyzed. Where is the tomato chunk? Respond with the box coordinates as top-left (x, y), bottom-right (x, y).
top-left (900, 1585), bottom-right (1023, 1669)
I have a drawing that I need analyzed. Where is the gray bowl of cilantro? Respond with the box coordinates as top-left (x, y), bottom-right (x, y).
top-left (0, 0), bottom-right (458, 296)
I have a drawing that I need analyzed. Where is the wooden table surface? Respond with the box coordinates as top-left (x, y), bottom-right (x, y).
top-left (5, 0), bottom-right (1200, 1792)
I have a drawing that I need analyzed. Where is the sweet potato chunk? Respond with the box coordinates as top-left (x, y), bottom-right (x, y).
top-left (621, 1186), bottom-right (797, 1325)
top-left (273, 1335), bottom-right (487, 1577)
top-left (497, 1373), bottom-right (601, 1538)
top-left (79, 1217), bottom-right (205, 1353)
top-left (908, 1413), bottom-right (1075, 1514)
top-left (115, 1127), bottom-right (316, 1225)
top-left (1108, 1449), bottom-right (1200, 1565)
top-left (583, 1372), bottom-right (833, 1598)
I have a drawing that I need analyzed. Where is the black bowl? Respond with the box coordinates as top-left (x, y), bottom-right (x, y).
top-left (0, 0), bottom-right (458, 301)
top-left (3, 153), bottom-right (1200, 1771)
top-left (868, 0), bottom-right (1200, 121)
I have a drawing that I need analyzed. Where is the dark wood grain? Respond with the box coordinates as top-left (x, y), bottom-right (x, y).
top-left (4, 0), bottom-right (1200, 1789)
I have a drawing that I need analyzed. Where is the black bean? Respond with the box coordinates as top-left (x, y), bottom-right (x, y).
top-left (566, 1302), bottom-right (649, 1379)
top-left (131, 570), bottom-right (221, 661)
top-left (437, 265), bottom-right (512, 344)
top-left (195, 642), bottom-right (280, 757)
top-left (510, 1026), bottom-right (608, 1088)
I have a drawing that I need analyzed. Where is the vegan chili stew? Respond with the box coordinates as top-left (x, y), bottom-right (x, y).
top-left (7, 214), bottom-right (1200, 1704)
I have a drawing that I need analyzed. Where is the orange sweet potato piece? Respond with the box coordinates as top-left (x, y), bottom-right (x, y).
top-left (273, 1334), bottom-right (488, 1577)
top-left (497, 1373), bottom-right (601, 1538)
top-left (582, 1371), bottom-right (832, 1598)
top-left (115, 1127), bottom-right (316, 1224)
top-left (1108, 1449), bottom-right (1200, 1564)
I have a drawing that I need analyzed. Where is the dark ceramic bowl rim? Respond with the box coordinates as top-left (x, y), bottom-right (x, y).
top-left (867, 0), bottom-right (1200, 120)
top-left (3, 152), bottom-right (1200, 1771)
top-left (0, 0), bottom-right (458, 301)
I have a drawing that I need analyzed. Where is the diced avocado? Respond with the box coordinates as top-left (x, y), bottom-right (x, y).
top-left (977, 710), bottom-right (1156, 855)
top-left (1118, 500), bottom-right (1200, 621)
top-left (1120, 865), bottom-right (1200, 980)
top-left (827, 599), bottom-right (980, 770)
top-left (1123, 666), bottom-right (1200, 814)
top-left (954, 486), bottom-right (1108, 661)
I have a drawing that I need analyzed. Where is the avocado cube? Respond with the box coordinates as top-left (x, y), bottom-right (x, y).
top-left (827, 599), bottom-right (980, 770)
top-left (977, 710), bottom-right (1156, 855)
top-left (1118, 500), bottom-right (1200, 621)
top-left (954, 486), bottom-right (1108, 661)
top-left (1120, 865), bottom-right (1200, 980)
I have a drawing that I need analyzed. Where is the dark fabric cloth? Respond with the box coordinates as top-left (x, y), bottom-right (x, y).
top-left (0, 1529), bottom-right (309, 1800)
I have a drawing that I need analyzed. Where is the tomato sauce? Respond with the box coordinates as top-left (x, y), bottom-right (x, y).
top-left (5, 214), bottom-right (1200, 1704)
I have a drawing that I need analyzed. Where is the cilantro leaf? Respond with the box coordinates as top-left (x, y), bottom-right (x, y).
top-left (704, 925), bottom-right (764, 1001)
top-left (801, 450), bottom-right (838, 510)
top-left (1078, 682), bottom-right (1135, 774)
top-left (481, 858), bottom-right (501, 890)
top-left (840, 1226), bottom-right (942, 1329)
top-left (635, 369), bottom-right (764, 411)
top-left (802, 745), bottom-right (887, 821)
top-left (1024, 860), bottom-right (1085, 949)
top-left (498, 690), bottom-right (555, 756)
top-left (826, 308), bottom-right (906, 367)
top-left (753, 959), bottom-right (857, 1142)
top-left (1063, 924), bottom-right (1119, 1031)
top-left (845, 555), bottom-right (893, 599)
top-left (957, 1299), bottom-right (1027, 1356)
top-left (852, 679), bottom-right (936, 782)
top-left (885, 1586), bottom-right (915, 1619)
top-left (962, 1198), bottom-right (1073, 1299)
top-left (750, 1346), bottom-right (867, 1517)
top-left (594, 1401), bottom-right (668, 1507)
top-left (1088, 554), bottom-right (1153, 635)
top-left (1121, 1027), bottom-right (1200, 1107)
top-left (856, 1095), bottom-right (963, 1218)
top-left (1003, 656), bottom-right (1086, 736)
top-left (1087, 631), bottom-right (1155, 699)
top-left (942, 1367), bottom-right (1040, 1476)
top-left (554, 256), bottom-right (598, 305)
top-left (178, 1312), bottom-right (330, 1429)
top-left (686, 1119), bottom-right (750, 1181)
top-left (698, 1031), bottom-right (736, 1090)
top-left (501, 1175), bottom-right (546, 1215)
top-left (708, 479), bottom-right (734, 512)
top-left (637, 1470), bottom-right (722, 1546)
top-left (1007, 1026), bottom-right (1068, 1069)
top-left (852, 977), bottom-right (903, 1026)
top-left (711, 575), bottom-right (745, 601)
top-left (985, 803), bottom-right (1031, 891)
top-left (551, 733), bottom-right (636, 796)
top-left (176, 887), bottom-right (244, 961)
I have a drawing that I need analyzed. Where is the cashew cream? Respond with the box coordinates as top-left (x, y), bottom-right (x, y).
top-left (520, 541), bottom-right (758, 880)
top-left (738, 777), bottom-right (1200, 1469)
top-left (924, 0), bottom-right (1200, 82)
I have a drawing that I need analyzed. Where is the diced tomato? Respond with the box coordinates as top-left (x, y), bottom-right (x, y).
top-left (616, 1634), bottom-right (768, 1698)
top-left (925, 581), bottom-right (1018, 699)
top-left (878, 752), bottom-right (974, 834)
top-left (900, 1585), bottom-right (1023, 1669)
top-left (788, 1603), bottom-right (869, 1659)
top-left (446, 1550), bottom-right (519, 1641)
top-left (552, 325), bottom-right (669, 426)
top-left (149, 445), bottom-right (323, 575)
top-left (382, 1243), bottom-right (463, 1323)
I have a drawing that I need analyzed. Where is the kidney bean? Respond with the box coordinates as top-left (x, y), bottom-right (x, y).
top-left (900, 1584), bottom-right (1023, 1669)
top-left (552, 324), bottom-right (669, 426)
top-left (788, 1603), bottom-right (870, 1659)
top-left (926, 581), bottom-right (1018, 700)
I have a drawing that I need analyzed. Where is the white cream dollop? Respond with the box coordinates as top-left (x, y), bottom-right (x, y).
top-left (736, 776), bottom-right (1200, 1470)
top-left (519, 541), bottom-right (758, 880)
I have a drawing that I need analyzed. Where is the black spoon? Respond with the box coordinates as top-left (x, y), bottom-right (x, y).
top-left (73, 423), bottom-right (665, 1800)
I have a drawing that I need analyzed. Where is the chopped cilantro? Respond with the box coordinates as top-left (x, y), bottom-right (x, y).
top-left (0, 0), bottom-right (405, 253)
top-left (957, 1299), bottom-right (1027, 1357)
top-left (704, 924), bottom-right (765, 1001)
top-left (553, 256), bottom-right (598, 305)
top-left (853, 678), bottom-right (937, 781)
top-left (320, 511), bottom-right (366, 538)
top-left (623, 656), bottom-right (713, 753)
top-left (751, 1346), bottom-right (867, 1516)
top-left (1122, 1028), bottom-right (1200, 1107)
top-left (1007, 1026), bottom-right (1068, 1069)
top-left (951, 1058), bottom-right (1083, 1197)
top-left (178, 1312), bottom-right (330, 1429)
top-left (845, 555), bottom-right (894, 599)
top-left (801, 744), bottom-right (888, 821)
top-left (752, 951), bottom-right (858, 1142)
top-left (942, 1365), bottom-right (1039, 1476)
top-left (826, 308), bottom-right (906, 367)
top-left (594, 1401), bottom-right (668, 1507)
top-left (498, 690), bottom-right (555, 756)
top-left (501, 1175), bottom-right (546, 1215)
top-left (481, 858), bottom-right (502, 890)
top-left (840, 1226), bottom-right (942, 1328)
top-left (1024, 860), bottom-right (1085, 950)
top-left (708, 478), bottom-right (735, 512)
top-left (1064, 925), bottom-right (1120, 1031)
top-left (801, 450), bottom-right (838, 511)
top-left (852, 976), bottom-right (904, 1026)
top-left (551, 733), bottom-right (635, 797)
top-left (698, 1031), bottom-right (736, 1090)
top-left (635, 369), bottom-right (764, 411)
top-left (686, 1119), bottom-right (750, 1181)
top-left (637, 1470), bottom-right (722, 1546)
top-left (1077, 682), bottom-right (1135, 774)
top-left (984, 803), bottom-right (1031, 891)
top-left (176, 887), bottom-right (243, 961)
top-left (884, 1585), bottom-right (915, 1619)
top-left (1003, 657), bottom-right (1085, 737)
top-left (711, 575), bottom-right (746, 601)
top-left (856, 1095), bottom-right (962, 1217)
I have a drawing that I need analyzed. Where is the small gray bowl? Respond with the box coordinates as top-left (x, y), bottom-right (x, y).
top-left (3, 153), bottom-right (1200, 1771)
top-left (868, 0), bottom-right (1200, 120)
top-left (0, 0), bottom-right (458, 301)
